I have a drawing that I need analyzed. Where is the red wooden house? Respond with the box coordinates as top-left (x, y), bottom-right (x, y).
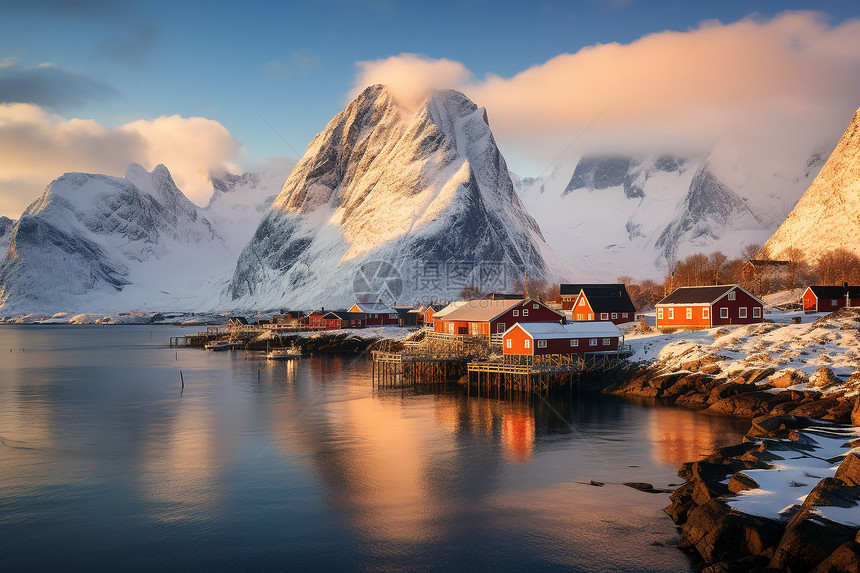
top-left (435, 298), bottom-right (562, 337)
top-left (420, 304), bottom-right (445, 326)
top-left (304, 310), bottom-right (326, 328)
top-left (322, 311), bottom-right (366, 329)
top-left (348, 302), bottom-right (399, 327)
top-left (656, 285), bottom-right (764, 330)
top-left (503, 322), bottom-right (623, 356)
top-left (802, 285), bottom-right (860, 312)
top-left (561, 284), bottom-right (636, 324)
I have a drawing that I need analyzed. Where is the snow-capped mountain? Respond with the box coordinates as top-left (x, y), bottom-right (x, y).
top-left (0, 216), bottom-right (15, 255)
top-left (517, 149), bottom-right (827, 279)
top-left (763, 106), bottom-right (860, 260)
top-left (227, 85), bottom-right (579, 309)
top-left (0, 164), bottom-right (231, 315)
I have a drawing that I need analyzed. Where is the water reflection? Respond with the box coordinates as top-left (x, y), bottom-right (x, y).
top-left (648, 406), bottom-right (749, 465)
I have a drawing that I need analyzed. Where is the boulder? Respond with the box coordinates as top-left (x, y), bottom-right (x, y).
top-left (790, 398), bottom-right (841, 419)
top-left (834, 452), bottom-right (860, 487)
top-left (737, 367), bottom-right (776, 385)
top-left (853, 396), bottom-right (860, 426)
top-left (708, 382), bottom-right (759, 404)
top-left (707, 392), bottom-right (793, 418)
top-left (811, 541), bottom-right (860, 573)
top-left (770, 513), bottom-right (857, 572)
top-left (680, 500), bottom-right (782, 563)
top-left (809, 367), bottom-right (843, 390)
top-left (771, 368), bottom-right (810, 389)
top-left (728, 472), bottom-right (760, 494)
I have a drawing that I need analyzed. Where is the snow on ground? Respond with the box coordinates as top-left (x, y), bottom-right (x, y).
top-left (625, 306), bottom-right (860, 396)
top-left (726, 425), bottom-right (860, 524)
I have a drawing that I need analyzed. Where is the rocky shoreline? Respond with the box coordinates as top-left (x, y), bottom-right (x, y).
top-left (664, 415), bottom-right (860, 572)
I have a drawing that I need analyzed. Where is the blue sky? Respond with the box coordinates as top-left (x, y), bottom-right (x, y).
top-left (1, 0), bottom-right (860, 215)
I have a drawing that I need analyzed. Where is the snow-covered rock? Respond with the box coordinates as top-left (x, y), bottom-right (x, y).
top-left (0, 216), bottom-right (15, 255)
top-left (764, 106), bottom-right (860, 260)
top-left (0, 164), bottom-right (231, 315)
top-left (227, 85), bottom-right (580, 310)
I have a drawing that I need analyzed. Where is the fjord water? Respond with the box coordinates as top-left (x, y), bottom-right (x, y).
top-left (0, 325), bottom-right (749, 572)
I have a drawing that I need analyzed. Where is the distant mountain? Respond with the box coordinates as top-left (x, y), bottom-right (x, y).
top-left (0, 164), bottom-right (229, 315)
top-left (517, 148), bottom-right (827, 279)
top-left (763, 106), bottom-right (860, 261)
top-left (0, 216), bottom-right (15, 255)
top-left (226, 85), bottom-right (580, 309)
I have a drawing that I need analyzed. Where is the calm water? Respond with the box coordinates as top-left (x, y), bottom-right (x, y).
top-left (0, 325), bottom-right (750, 572)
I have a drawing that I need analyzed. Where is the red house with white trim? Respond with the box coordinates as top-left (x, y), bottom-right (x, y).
top-left (561, 284), bottom-right (636, 324)
top-left (322, 311), bottom-right (366, 329)
top-left (435, 298), bottom-right (562, 337)
top-left (503, 322), bottom-right (623, 356)
top-left (656, 285), bottom-right (764, 330)
top-left (802, 285), bottom-right (860, 312)
top-left (348, 302), bottom-right (399, 327)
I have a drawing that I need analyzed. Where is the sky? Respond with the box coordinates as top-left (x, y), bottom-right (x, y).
top-left (1, 0), bottom-right (860, 217)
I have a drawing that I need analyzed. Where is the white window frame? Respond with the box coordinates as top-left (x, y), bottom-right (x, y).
top-left (513, 310), bottom-right (519, 317)
top-left (832, 299), bottom-right (838, 306)
top-left (728, 291), bottom-right (736, 301)
top-left (720, 307), bottom-right (728, 319)
top-left (588, 313), bottom-right (593, 320)
top-left (589, 338), bottom-right (597, 346)
top-left (570, 339), bottom-right (578, 347)
top-left (537, 339), bottom-right (547, 348)
top-left (622, 313), bottom-right (628, 318)
top-left (611, 313), bottom-right (617, 319)
top-left (686, 308), bottom-right (692, 320)
top-left (739, 307), bottom-right (747, 319)
top-left (703, 307), bottom-right (709, 319)
top-left (524, 339), bottom-right (530, 349)
top-left (753, 307), bottom-right (761, 318)
top-left (602, 338), bottom-right (610, 346)
top-left (657, 308), bottom-right (664, 320)
top-left (668, 308), bottom-right (674, 319)
top-left (579, 299), bottom-right (586, 307)
top-left (533, 304), bottom-right (539, 309)
top-left (506, 339), bottom-right (512, 348)
top-left (600, 313), bottom-right (609, 320)
top-left (497, 323), bottom-right (506, 333)
top-left (522, 309), bottom-right (529, 317)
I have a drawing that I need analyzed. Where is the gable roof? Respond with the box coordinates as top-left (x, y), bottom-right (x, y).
top-left (565, 284), bottom-right (636, 314)
top-left (351, 302), bottom-right (396, 314)
top-left (657, 285), bottom-right (763, 305)
top-left (508, 321), bottom-right (622, 339)
top-left (806, 285), bottom-right (860, 299)
top-left (433, 301), bottom-right (469, 320)
top-left (441, 298), bottom-right (525, 322)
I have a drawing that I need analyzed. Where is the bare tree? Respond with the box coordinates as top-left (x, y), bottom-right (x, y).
top-left (817, 248), bottom-right (860, 286)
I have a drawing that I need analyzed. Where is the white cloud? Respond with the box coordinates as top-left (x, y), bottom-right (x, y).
top-left (352, 12), bottom-right (860, 174)
top-left (0, 104), bottom-right (240, 217)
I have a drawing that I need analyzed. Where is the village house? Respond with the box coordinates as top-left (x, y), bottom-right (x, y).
top-left (560, 284), bottom-right (636, 324)
top-left (502, 321), bottom-right (624, 356)
top-left (420, 304), bottom-right (445, 326)
top-left (304, 309), bottom-right (327, 328)
top-left (430, 301), bottom-right (468, 330)
top-left (655, 285), bottom-right (764, 330)
top-left (434, 298), bottom-right (562, 337)
top-left (802, 284), bottom-right (860, 312)
top-left (348, 302), bottom-right (399, 327)
top-left (322, 311), bottom-right (366, 329)
top-left (393, 306), bottom-right (421, 327)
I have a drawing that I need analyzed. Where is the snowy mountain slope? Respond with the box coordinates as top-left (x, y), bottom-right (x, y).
top-left (204, 164), bottom-right (293, 255)
top-left (763, 106), bottom-right (860, 260)
top-left (0, 216), bottom-right (15, 256)
top-left (517, 148), bottom-right (827, 280)
top-left (227, 85), bottom-right (580, 310)
top-left (0, 164), bottom-right (232, 315)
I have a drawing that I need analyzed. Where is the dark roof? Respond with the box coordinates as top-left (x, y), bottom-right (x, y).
top-left (745, 259), bottom-right (789, 267)
top-left (806, 285), bottom-right (860, 299)
top-left (561, 284), bottom-right (636, 314)
top-left (323, 311), bottom-right (366, 320)
top-left (657, 285), bottom-right (740, 305)
top-left (484, 293), bottom-right (523, 300)
top-left (228, 316), bottom-right (249, 324)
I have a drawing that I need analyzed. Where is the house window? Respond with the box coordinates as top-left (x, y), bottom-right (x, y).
top-left (533, 304), bottom-right (539, 309)
top-left (728, 291), bottom-right (736, 301)
top-left (657, 308), bottom-right (664, 320)
top-left (513, 310), bottom-right (519, 317)
top-left (600, 313), bottom-right (608, 320)
top-left (611, 313), bottom-right (617, 319)
top-left (524, 339), bottom-right (530, 348)
top-left (523, 309), bottom-right (529, 317)
top-left (506, 339), bottom-right (512, 348)
top-left (570, 339), bottom-right (578, 347)
top-left (389, 314), bottom-right (396, 319)
top-left (703, 307), bottom-right (709, 319)
top-left (686, 308), bottom-right (692, 320)
top-left (589, 338), bottom-right (598, 346)
top-left (576, 314), bottom-right (582, 320)
top-left (832, 299), bottom-right (838, 306)
top-left (668, 308), bottom-right (674, 319)
top-left (720, 308), bottom-right (728, 319)
top-left (579, 299), bottom-right (586, 306)
top-left (602, 338), bottom-right (610, 346)
top-left (753, 307), bottom-right (761, 318)
top-left (447, 323), bottom-right (454, 334)
top-left (739, 307), bottom-right (747, 319)
top-left (622, 313), bottom-right (628, 318)
top-left (588, 314), bottom-right (593, 320)
top-left (537, 340), bottom-right (547, 348)
top-left (497, 323), bottom-right (506, 333)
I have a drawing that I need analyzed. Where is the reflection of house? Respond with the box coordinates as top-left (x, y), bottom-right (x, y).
top-left (348, 302), bottom-right (399, 326)
top-left (502, 322), bottom-right (622, 355)
top-left (560, 284), bottom-right (636, 324)
top-left (656, 285), bottom-right (763, 330)
top-left (434, 299), bottom-right (562, 337)
top-left (802, 285), bottom-right (860, 312)
top-left (323, 311), bottom-right (367, 329)
top-left (502, 414), bottom-right (535, 463)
